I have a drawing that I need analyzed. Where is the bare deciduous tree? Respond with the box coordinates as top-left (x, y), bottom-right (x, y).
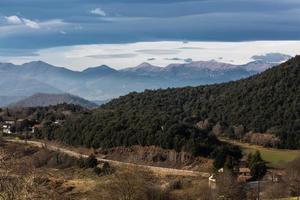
top-left (216, 170), bottom-right (246, 200)
top-left (286, 157), bottom-right (300, 199)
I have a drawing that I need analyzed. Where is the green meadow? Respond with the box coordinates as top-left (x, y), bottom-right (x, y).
top-left (220, 138), bottom-right (300, 168)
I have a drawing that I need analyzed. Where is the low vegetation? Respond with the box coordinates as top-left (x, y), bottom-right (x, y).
top-left (0, 140), bottom-right (213, 200)
top-left (1, 139), bottom-right (300, 199)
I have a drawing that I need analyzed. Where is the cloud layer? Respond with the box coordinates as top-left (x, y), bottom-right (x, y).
top-left (1, 41), bottom-right (299, 70)
top-left (1, 0), bottom-right (300, 50)
top-left (1, 0), bottom-right (300, 68)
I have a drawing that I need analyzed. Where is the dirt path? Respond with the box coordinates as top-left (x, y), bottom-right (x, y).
top-left (4, 138), bottom-right (210, 178)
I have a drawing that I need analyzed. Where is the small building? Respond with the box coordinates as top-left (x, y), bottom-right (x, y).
top-left (17, 119), bottom-right (25, 123)
top-left (208, 174), bottom-right (217, 189)
top-left (54, 120), bottom-right (65, 125)
top-left (4, 120), bottom-right (15, 125)
top-left (2, 124), bottom-right (12, 134)
top-left (264, 170), bottom-right (285, 183)
top-left (32, 124), bottom-right (43, 133)
top-left (2, 120), bottom-right (15, 134)
top-left (237, 168), bottom-right (252, 183)
top-left (208, 168), bottom-right (224, 189)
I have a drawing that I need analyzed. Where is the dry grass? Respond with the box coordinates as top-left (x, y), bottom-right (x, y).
top-left (0, 140), bottom-right (210, 200)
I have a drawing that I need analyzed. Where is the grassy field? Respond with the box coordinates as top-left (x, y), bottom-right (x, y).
top-left (220, 138), bottom-right (300, 168)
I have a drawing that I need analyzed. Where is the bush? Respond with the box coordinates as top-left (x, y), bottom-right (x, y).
top-left (94, 167), bottom-right (101, 175)
top-left (46, 152), bottom-right (77, 169)
top-left (168, 179), bottom-right (183, 190)
top-left (32, 149), bottom-right (52, 168)
top-left (77, 157), bottom-right (86, 168)
top-left (85, 154), bottom-right (98, 168)
top-left (102, 162), bottom-right (111, 175)
top-left (76, 155), bottom-right (98, 169)
top-left (145, 186), bottom-right (170, 200)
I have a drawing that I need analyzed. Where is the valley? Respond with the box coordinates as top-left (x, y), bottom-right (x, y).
top-left (0, 56), bottom-right (299, 199)
top-left (2, 0), bottom-right (300, 199)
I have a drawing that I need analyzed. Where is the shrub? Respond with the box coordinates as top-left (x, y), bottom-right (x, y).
top-left (32, 149), bottom-right (52, 168)
top-left (102, 162), bottom-right (111, 175)
top-left (77, 157), bottom-right (86, 168)
top-left (168, 179), bottom-right (183, 190)
top-left (94, 167), bottom-right (101, 175)
top-left (85, 154), bottom-right (98, 168)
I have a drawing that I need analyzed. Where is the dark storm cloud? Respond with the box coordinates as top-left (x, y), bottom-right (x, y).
top-left (1, 0), bottom-right (300, 49)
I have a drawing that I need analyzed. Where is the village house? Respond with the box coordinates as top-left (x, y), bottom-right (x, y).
top-left (237, 167), bottom-right (252, 183)
top-left (263, 170), bottom-right (285, 183)
top-left (2, 124), bottom-right (12, 134)
top-left (208, 168), bottom-right (224, 189)
top-left (2, 120), bottom-right (15, 134)
top-left (32, 124), bottom-right (43, 134)
top-left (208, 167), bottom-right (253, 188)
top-left (54, 119), bottom-right (65, 125)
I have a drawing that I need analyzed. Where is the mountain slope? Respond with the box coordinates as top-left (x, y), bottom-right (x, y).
top-left (0, 74), bottom-right (62, 97)
top-left (9, 93), bottom-right (98, 109)
top-left (0, 96), bottom-right (25, 107)
top-left (82, 65), bottom-right (118, 77)
top-left (56, 56), bottom-right (300, 151)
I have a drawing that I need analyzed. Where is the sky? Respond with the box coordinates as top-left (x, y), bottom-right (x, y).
top-left (1, 0), bottom-right (300, 70)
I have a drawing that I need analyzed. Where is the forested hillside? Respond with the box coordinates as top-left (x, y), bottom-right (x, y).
top-left (50, 56), bottom-right (300, 154)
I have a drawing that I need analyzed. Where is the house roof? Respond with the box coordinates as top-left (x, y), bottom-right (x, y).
top-left (239, 168), bottom-right (251, 173)
top-left (33, 124), bottom-right (43, 128)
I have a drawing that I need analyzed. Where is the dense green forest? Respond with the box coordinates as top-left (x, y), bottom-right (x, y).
top-left (44, 56), bottom-right (300, 156)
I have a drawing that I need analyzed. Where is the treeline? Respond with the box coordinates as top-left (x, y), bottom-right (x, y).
top-left (41, 56), bottom-right (300, 157)
top-left (0, 103), bottom-right (86, 122)
top-left (0, 104), bottom-right (88, 135)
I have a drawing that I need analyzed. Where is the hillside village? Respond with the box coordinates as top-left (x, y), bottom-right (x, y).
top-left (0, 104), bottom-right (87, 137)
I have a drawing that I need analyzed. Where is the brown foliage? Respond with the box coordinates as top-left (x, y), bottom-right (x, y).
top-left (243, 132), bottom-right (280, 147)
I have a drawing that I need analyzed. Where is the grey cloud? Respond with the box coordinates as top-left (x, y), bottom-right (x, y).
top-left (136, 49), bottom-right (181, 55)
top-left (252, 53), bottom-right (292, 63)
top-left (165, 57), bottom-right (193, 62)
top-left (0, 49), bottom-right (39, 57)
top-left (87, 53), bottom-right (137, 59)
top-left (179, 47), bottom-right (206, 50)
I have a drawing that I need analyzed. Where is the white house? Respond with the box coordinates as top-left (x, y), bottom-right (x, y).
top-left (2, 124), bottom-right (12, 134)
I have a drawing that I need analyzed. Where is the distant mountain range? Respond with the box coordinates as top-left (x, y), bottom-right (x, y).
top-left (9, 93), bottom-right (98, 109)
top-left (0, 54), bottom-right (290, 107)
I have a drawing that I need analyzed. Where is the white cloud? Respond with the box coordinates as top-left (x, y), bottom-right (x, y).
top-left (90, 8), bottom-right (106, 17)
top-left (5, 16), bottom-right (23, 24)
top-left (4, 15), bottom-right (40, 29)
top-left (59, 30), bottom-right (67, 35)
top-left (22, 18), bottom-right (40, 29)
top-left (0, 19), bottom-right (68, 38)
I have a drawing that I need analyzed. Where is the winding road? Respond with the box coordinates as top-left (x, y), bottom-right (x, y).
top-left (4, 138), bottom-right (210, 178)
